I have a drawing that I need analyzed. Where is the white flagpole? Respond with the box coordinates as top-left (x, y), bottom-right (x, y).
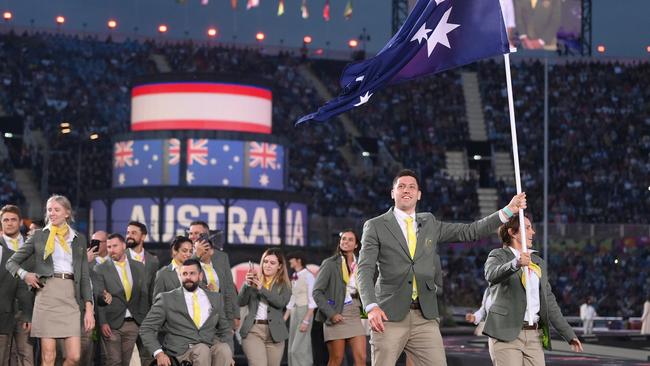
top-left (503, 51), bottom-right (534, 326)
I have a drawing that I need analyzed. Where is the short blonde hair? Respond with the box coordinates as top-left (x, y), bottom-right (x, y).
top-left (44, 195), bottom-right (74, 225)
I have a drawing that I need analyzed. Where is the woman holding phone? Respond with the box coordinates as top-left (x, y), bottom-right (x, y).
top-left (312, 229), bottom-right (367, 366)
top-left (6, 195), bottom-right (94, 366)
top-left (238, 248), bottom-right (291, 366)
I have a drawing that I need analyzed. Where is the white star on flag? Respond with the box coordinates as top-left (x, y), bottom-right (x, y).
top-left (233, 156), bottom-right (240, 163)
top-left (118, 173), bottom-right (126, 185)
top-left (426, 7), bottom-right (460, 57)
top-left (143, 144), bottom-right (149, 152)
top-left (210, 158), bottom-right (217, 165)
top-left (222, 178), bottom-right (229, 186)
top-left (259, 174), bottom-right (270, 187)
top-left (134, 159), bottom-right (139, 166)
top-left (411, 23), bottom-right (432, 44)
top-left (187, 170), bottom-right (195, 184)
top-left (142, 178), bottom-right (149, 185)
top-left (152, 154), bottom-right (158, 161)
top-left (223, 145), bottom-right (230, 152)
top-left (355, 75), bottom-right (365, 82)
top-left (354, 91), bottom-right (373, 107)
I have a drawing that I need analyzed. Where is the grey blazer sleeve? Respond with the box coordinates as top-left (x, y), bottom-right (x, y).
top-left (16, 282), bottom-right (34, 322)
top-left (214, 294), bottom-right (231, 343)
top-left (544, 280), bottom-right (577, 342)
top-left (139, 294), bottom-right (166, 357)
top-left (437, 211), bottom-right (502, 244)
top-left (485, 250), bottom-right (518, 284)
top-left (152, 268), bottom-right (166, 299)
top-left (6, 232), bottom-right (37, 277)
top-left (358, 219), bottom-right (380, 307)
top-left (312, 260), bottom-right (336, 320)
top-left (94, 268), bottom-right (109, 325)
top-left (79, 243), bottom-right (93, 304)
top-left (218, 252), bottom-right (237, 321)
top-left (238, 284), bottom-right (255, 306)
top-left (259, 283), bottom-right (291, 309)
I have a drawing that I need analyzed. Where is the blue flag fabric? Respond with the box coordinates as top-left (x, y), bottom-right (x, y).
top-left (296, 0), bottom-right (510, 124)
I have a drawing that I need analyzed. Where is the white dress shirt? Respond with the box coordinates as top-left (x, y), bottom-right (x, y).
top-left (183, 287), bottom-right (212, 327)
top-left (112, 258), bottom-right (134, 318)
top-left (200, 261), bottom-right (221, 289)
top-left (3, 234), bottom-right (24, 251)
top-left (45, 223), bottom-right (76, 274)
top-left (508, 247), bottom-right (540, 324)
top-left (129, 248), bottom-right (147, 264)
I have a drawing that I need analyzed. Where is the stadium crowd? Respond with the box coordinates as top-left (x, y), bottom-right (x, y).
top-left (0, 33), bottom-right (647, 365)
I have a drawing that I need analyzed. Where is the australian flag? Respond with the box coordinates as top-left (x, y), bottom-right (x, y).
top-left (113, 139), bottom-right (180, 187)
top-left (296, 0), bottom-right (510, 124)
top-left (244, 142), bottom-right (284, 190)
top-left (187, 139), bottom-right (245, 187)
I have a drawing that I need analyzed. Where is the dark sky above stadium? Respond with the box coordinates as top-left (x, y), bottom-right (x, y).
top-left (3, 0), bottom-right (649, 57)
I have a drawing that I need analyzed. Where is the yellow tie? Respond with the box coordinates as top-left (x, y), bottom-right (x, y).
top-left (531, 0), bottom-right (537, 8)
top-left (44, 224), bottom-right (71, 260)
top-left (405, 217), bottom-right (417, 300)
top-left (132, 250), bottom-right (144, 263)
top-left (10, 238), bottom-right (19, 251)
top-left (192, 292), bottom-right (201, 327)
top-left (521, 261), bottom-right (542, 288)
top-left (115, 261), bottom-right (132, 301)
top-left (203, 263), bottom-right (219, 292)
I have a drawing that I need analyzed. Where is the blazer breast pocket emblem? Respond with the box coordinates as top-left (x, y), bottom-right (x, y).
top-left (425, 239), bottom-right (433, 248)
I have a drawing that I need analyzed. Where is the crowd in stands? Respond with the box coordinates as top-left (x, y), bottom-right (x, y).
top-left (478, 59), bottom-right (650, 224)
top-left (0, 31), bottom-right (648, 317)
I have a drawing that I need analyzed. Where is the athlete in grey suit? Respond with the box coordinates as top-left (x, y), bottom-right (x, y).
top-left (357, 169), bottom-right (527, 366)
top-left (0, 239), bottom-right (33, 365)
top-left (189, 220), bottom-right (239, 352)
top-left (94, 233), bottom-right (150, 366)
top-left (483, 215), bottom-right (582, 365)
top-left (139, 258), bottom-right (233, 366)
top-left (153, 236), bottom-right (194, 299)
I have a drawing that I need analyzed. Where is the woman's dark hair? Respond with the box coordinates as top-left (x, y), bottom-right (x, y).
top-left (498, 213), bottom-right (532, 246)
top-left (335, 228), bottom-right (359, 256)
top-left (171, 236), bottom-right (193, 252)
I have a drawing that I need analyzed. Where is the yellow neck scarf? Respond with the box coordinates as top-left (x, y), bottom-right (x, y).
top-left (44, 224), bottom-right (71, 260)
top-left (341, 256), bottom-right (350, 284)
top-left (263, 276), bottom-right (275, 290)
top-left (521, 261), bottom-right (542, 288)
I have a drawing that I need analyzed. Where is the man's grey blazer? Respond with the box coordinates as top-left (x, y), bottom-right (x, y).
top-left (199, 250), bottom-right (238, 324)
top-left (93, 257), bottom-right (150, 329)
top-left (357, 208), bottom-right (502, 321)
top-left (482, 247), bottom-right (576, 349)
top-left (139, 287), bottom-right (230, 357)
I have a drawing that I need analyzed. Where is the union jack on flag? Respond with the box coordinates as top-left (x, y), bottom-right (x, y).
top-left (114, 141), bottom-right (134, 168)
top-left (168, 138), bottom-right (180, 165)
top-left (188, 139), bottom-right (209, 165)
top-left (249, 142), bottom-right (278, 169)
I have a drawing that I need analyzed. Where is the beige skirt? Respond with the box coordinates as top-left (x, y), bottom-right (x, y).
top-left (31, 277), bottom-right (81, 338)
top-left (323, 298), bottom-right (366, 342)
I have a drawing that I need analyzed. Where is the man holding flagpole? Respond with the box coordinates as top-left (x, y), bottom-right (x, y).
top-left (483, 214), bottom-right (582, 365)
top-left (357, 169), bottom-right (527, 365)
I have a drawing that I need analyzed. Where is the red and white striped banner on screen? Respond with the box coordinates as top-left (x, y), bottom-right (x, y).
top-left (131, 82), bottom-right (273, 134)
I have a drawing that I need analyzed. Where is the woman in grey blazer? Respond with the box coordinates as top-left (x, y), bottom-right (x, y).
top-left (312, 229), bottom-right (367, 366)
top-left (153, 236), bottom-right (194, 298)
top-left (238, 248), bottom-right (291, 366)
top-left (6, 195), bottom-right (94, 366)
